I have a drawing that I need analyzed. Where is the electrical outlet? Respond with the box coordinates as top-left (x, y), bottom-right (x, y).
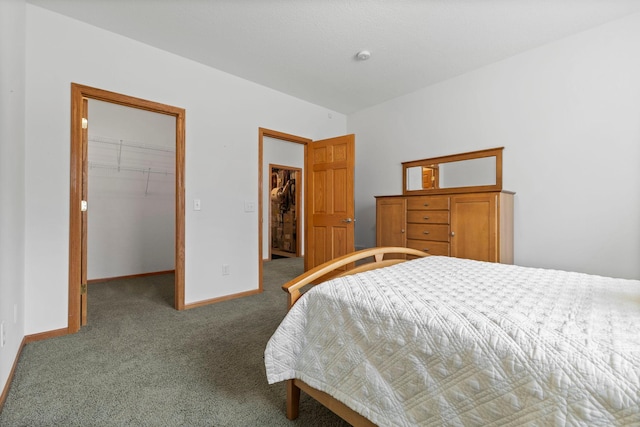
top-left (222, 264), bottom-right (230, 275)
top-left (1, 321), bottom-right (5, 348)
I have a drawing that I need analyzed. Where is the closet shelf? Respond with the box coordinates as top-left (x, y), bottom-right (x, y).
top-left (89, 136), bottom-right (175, 153)
top-left (88, 135), bottom-right (175, 197)
top-left (89, 162), bottom-right (174, 176)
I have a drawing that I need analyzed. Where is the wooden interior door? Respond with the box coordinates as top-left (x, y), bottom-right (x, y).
top-left (305, 134), bottom-right (355, 272)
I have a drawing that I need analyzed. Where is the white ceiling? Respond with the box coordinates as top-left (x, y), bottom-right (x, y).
top-left (27, 0), bottom-right (640, 114)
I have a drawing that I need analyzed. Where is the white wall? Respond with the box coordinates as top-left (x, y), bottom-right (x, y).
top-left (24, 5), bottom-right (346, 334)
top-left (349, 13), bottom-right (640, 279)
top-left (87, 100), bottom-right (175, 280)
top-left (0, 0), bottom-right (26, 399)
top-left (262, 137), bottom-right (305, 259)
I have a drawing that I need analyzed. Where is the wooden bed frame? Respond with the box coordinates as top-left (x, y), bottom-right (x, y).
top-left (280, 247), bottom-right (429, 426)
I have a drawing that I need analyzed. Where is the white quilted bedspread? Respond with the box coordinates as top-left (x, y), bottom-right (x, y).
top-left (264, 256), bottom-right (640, 426)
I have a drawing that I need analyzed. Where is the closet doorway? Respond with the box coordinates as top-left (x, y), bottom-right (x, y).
top-left (86, 100), bottom-right (176, 283)
top-left (269, 165), bottom-right (301, 258)
top-left (69, 84), bottom-right (185, 333)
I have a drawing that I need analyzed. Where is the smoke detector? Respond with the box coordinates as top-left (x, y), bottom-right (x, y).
top-left (355, 50), bottom-right (371, 61)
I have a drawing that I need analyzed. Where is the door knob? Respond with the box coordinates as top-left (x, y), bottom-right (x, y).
top-left (342, 218), bottom-right (353, 223)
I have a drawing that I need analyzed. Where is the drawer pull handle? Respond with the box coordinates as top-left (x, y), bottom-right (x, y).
top-left (423, 248), bottom-right (430, 252)
top-left (423, 231), bottom-right (430, 235)
top-left (423, 203), bottom-right (429, 207)
top-left (451, 231), bottom-right (455, 237)
top-left (423, 216), bottom-right (429, 220)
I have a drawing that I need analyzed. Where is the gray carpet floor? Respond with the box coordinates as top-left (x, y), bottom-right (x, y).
top-left (0, 258), bottom-right (350, 426)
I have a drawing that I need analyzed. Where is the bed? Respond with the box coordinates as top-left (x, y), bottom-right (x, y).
top-left (264, 247), bottom-right (640, 426)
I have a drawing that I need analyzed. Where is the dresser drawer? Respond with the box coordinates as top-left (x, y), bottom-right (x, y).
top-left (407, 196), bottom-right (449, 211)
top-left (407, 239), bottom-right (450, 256)
top-left (407, 210), bottom-right (449, 224)
top-left (406, 224), bottom-right (450, 242)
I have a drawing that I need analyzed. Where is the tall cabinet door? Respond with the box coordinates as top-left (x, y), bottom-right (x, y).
top-left (450, 193), bottom-right (498, 262)
top-left (376, 197), bottom-right (407, 258)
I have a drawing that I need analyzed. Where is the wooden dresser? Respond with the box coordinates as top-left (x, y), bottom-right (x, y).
top-left (376, 191), bottom-right (514, 263)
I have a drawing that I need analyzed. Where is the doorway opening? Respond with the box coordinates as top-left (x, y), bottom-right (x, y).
top-left (269, 165), bottom-right (301, 259)
top-left (258, 128), bottom-right (310, 291)
top-left (69, 83), bottom-right (185, 333)
top-left (86, 99), bottom-right (176, 286)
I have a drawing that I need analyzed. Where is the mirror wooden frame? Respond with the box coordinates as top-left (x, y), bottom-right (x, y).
top-left (402, 147), bottom-right (503, 195)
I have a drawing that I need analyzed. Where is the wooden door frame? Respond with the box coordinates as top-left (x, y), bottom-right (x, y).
top-left (269, 164), bottom-right (302, 259)
top-left (69, 83), bottom-right (186, 334)
top-left (258, 128), bottom-right (310, 291)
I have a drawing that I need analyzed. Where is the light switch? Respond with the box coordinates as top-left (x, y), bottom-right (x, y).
top-left (194, 199), bottom-right (201, 211)
top-left (244, 200), bottom-right (255, 212)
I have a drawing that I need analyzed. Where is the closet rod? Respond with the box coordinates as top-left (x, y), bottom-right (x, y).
top-left (89, 136), bottom-right (175, 153)
top-left (89, 161), bottom-right (174, 176)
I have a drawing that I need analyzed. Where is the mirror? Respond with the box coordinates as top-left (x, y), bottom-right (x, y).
top-left (403, 147), bottom-right (503, 195)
